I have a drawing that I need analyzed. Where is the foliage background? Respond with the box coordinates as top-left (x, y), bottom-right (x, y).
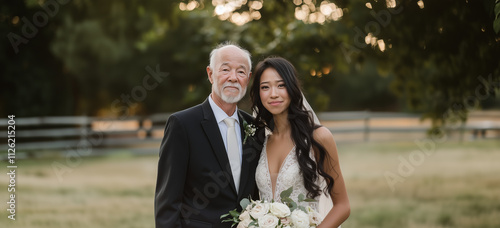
top-left (1, 0), bottom-right (500, 127)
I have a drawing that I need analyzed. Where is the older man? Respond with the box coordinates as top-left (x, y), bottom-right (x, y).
top-left (155, 42), bottom-right (262, 228)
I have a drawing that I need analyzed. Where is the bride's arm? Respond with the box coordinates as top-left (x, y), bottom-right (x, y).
top-left (313, 126), bottom-right (351, 228)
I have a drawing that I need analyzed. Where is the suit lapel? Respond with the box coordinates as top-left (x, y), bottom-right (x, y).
top-left (201, 100), bottom-right (238, 195)
top-left (237, 111), bottom-right (254, 198)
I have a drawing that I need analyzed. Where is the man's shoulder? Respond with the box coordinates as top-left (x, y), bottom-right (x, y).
top-left (169, 103), bottom-right (205, 122)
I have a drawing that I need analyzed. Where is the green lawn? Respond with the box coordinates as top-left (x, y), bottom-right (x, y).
top-left (1, 139), bottom-right (499, 228)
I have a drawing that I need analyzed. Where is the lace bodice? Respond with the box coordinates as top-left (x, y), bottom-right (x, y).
top-left (255, 137), bottom-right (319, 210)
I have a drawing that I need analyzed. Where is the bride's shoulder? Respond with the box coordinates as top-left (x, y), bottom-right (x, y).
top-left (312, 126), bottom-right (336, 146)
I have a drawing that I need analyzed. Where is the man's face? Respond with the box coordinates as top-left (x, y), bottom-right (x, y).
top-left (207, 46), bottom-right (251, 104)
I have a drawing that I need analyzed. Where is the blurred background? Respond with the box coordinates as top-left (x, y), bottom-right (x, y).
top-left (1, 0), bottom-right (500, 227)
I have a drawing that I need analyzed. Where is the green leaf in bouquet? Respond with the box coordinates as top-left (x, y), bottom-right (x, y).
top-left (281, 196), bottom-right (295, 210)
top-left (231, 218), bottom-right (239, 228)
top-left (298, 193), bottom-right (305, 202)
top-left (221, 217), bottom-right (237, 225)
top-left (280, 186), bottom-right (293, 199)
top-left (288, 201), bottom-right (298, 212)
top-left (220, 216), bottom-right (236, 224)
top-left (220, 212), bottom-right (230, 220)
top-left (221, 208), bottom-right (239, 220)
top-left (249, 220), bottom-right (258, 227)
top-left (298, 205), bottom-right (307, 213)
top-left (221, 209), bottom-right (240, 227)
top-left (229, 209), bottom-right (240, 218)
top-left (240, 198), bottom-right (251, 210)
top-left (298, 192), bottom-right (318, 202)
top-left (281, 196), bottom-right (292, 204)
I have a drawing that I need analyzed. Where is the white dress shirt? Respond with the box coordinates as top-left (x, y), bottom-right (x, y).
top-left (208, 95), bottom-right (243, 161)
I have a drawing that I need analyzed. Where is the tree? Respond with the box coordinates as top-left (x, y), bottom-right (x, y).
top-left (1, 1), bottom-right (72, 116)
top-left (357, 0), bottom-right (500, 129)
top-left (202, 0), bottom-right (500, 128)
top-left (1, 0), bottom-right (498, 124)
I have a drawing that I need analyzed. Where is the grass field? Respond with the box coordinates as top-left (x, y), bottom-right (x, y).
top-left (1, 139), bottom-right (499, 228)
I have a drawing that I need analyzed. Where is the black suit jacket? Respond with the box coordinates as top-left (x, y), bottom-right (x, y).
top-left (155, 99), bottom-right (263, 228)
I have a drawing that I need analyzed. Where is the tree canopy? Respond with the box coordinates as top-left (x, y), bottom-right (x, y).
top-left (1, 0), bottom-right (499, 128)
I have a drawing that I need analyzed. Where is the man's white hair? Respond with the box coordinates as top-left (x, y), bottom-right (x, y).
top-left (209, 41), bottom-right (252, 72)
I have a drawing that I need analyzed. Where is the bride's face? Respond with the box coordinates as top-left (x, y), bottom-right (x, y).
top-left (259, 68), bottom-right (290, 116)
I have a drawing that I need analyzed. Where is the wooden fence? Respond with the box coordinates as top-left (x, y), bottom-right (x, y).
top-left (1, 111), bottom-right (499, 158)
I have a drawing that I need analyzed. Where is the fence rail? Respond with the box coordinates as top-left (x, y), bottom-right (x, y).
top-left (1, 111), bottom-right (499, 158)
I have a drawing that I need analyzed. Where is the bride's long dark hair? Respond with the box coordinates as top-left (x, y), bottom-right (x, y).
top-left (250, 57), bottom-right (334, 198)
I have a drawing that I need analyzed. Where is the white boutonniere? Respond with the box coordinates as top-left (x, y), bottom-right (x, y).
top-left (243, 120), bottom-right (256, 144)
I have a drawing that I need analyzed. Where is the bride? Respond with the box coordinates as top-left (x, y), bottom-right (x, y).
top-left (250, 57), bottom-right (350, 227)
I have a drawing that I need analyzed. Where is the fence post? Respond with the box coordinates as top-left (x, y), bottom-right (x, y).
top-left (80, 116), bottom-right (91, 143)
top-left (142, 118), bottom-right (153, 138)
top-left (364, 110), bottom-right (370, 142)
top-left (459, 121), bottom-right (465, 142)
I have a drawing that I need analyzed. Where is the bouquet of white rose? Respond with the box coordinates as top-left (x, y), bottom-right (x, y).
top-left (221, 187), bottom-right (323, 228)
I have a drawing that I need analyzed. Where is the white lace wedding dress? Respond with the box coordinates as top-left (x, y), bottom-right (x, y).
top-left (255, 136), bottom-right (333, 217)
top-left (254, 94), bottom-right (340, 226)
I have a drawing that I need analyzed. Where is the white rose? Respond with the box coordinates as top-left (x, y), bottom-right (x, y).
top-left (290, 210), bottom-right (310, 228)
top-left (236, 222), bottom-right (245, 228)
top-left (239, 210), bottom-right (251, 221)
top-left (308, 210), bottom-right (323, 225)
top-left (258, 214), bottom-right (279, 228)
top-left (249, 202), bottom-right (269, 219)
top-left (280, 216), bottom-right (291, 226)
top-left (237, 217), bottom-right (252, 228)
top-left (269, 202), bottom-right (291, 218)
top-left (305, 206), bottom-right (323, 225)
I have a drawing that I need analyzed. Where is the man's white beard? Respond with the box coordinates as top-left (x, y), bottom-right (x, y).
top-left (214, 82), bottom-right (247, 104)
